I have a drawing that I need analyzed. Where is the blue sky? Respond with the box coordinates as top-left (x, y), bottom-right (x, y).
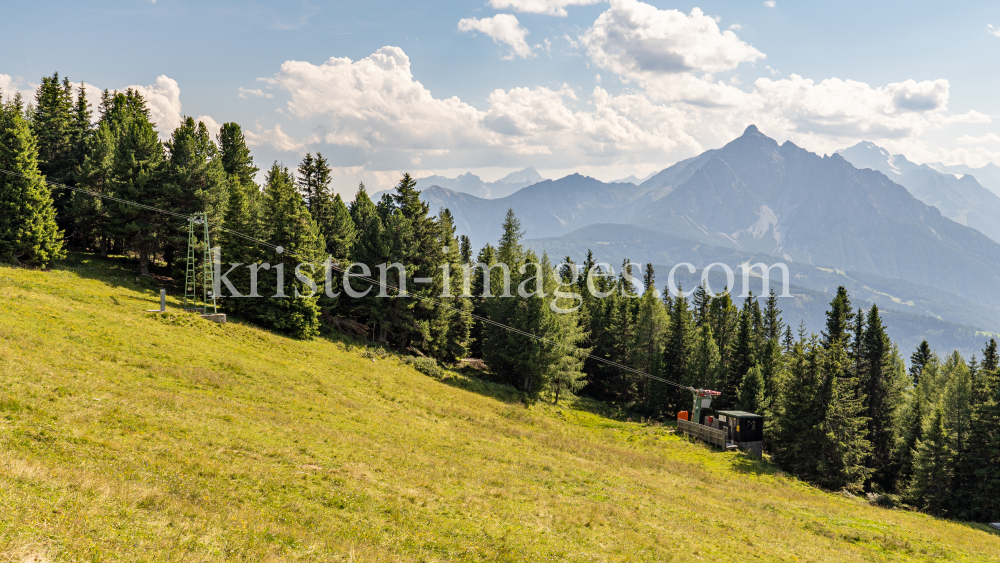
top-left (4, 0), bottom-right (1000, 194)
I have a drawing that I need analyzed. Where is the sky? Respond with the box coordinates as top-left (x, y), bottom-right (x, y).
top-left (3, 0), bottom-right (1000, 196)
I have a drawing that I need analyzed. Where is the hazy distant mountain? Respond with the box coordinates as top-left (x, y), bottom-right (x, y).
top-left (422, 174), bottom-right (645, 245)
top-left (526, 223), bottom-right (995, 357)
top-left (926, 161), bottom-right (1000, 199)
top-left (837, 141), bottom-right (1000, 243)
top-left (421, 125), bottom-right (1000, 310)
top-left (415, 166), bottom-right (545, 199)
top-left (611, 171), bottom-right (656, 184)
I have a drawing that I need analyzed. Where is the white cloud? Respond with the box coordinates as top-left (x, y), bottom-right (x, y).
top-left (582, 2), bottom-right (764, 79)
top-left (0, 73), bottom-right (38, 102)
top-left (957, 133), bottom-right (1000, 144)
top-left (128, 75), bottom-right (183, 137)
top-left (238, 87), bottom-right (273, 99)
top-left (458, 15), bottom-right (534, 59)
top-left (748, 76), bottom-right (954, 146)
top-left (260, 46), bottom-right (699, 166)
top-left (728, 23), bottom-right (742, 30)
top-left (488, 0), bottom-right (604, 17)
top-left (764, 1), bottom-right (776, 8)
top-left (245, 123), bottom-right (304, 153)
top-left (195, 115), bottom-right (222, 137)
top-left (989, 24), bottom-right (1000, 37)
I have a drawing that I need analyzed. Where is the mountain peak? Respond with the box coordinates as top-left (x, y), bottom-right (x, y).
top-left (743, 124), bottom-right (761, 136)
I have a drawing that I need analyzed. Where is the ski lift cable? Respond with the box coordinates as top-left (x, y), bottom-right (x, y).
top-left (2, 168), bottom-right (693, 392)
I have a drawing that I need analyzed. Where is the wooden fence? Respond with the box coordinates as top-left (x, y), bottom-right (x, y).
top-left (677, 418), bottom-right (728, 449)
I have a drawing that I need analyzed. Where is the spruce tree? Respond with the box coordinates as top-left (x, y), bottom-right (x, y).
top-left (104, 89), bottom-right (167, 276)
top-left (907, 406), bottom-right (953, 516)
top-left (909, 340), bottom-right (933, 385)
top-left (941, 351), bottom-right (973, 516)
top-left (822, 286), bottom-right (853, 349)
top-left (762, 289), bottom-right (784, 342)
top-left (218, 123), bottom-right (259, 187)
top-left (0, 95), bottom-right (65, 267)
top-left (661, 285), bottom-right (694, 414)
top-left (162, 117), bottom-right (229, 274)
top-left (73, 119), bottom-right (115, 254)
top-left (731, 294), bottom-right (758, 404)
top-left (861, 304), bottom-right (898, 491)
top-left (31, 74), bottom-right (76, 227)
top-left (738, 364), bottom-right (764, 414)
top-left (966, 359), bottom-right (1000, 520)
top-left (459, 235), bottom-right (472, 264)
top-left (232, 163), bottom-right (322, 339)
top-left (482, 209), bottom-right (528, 387)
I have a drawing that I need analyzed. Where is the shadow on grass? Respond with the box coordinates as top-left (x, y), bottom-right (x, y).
top-left (53, 250), bottom-right (178, 297)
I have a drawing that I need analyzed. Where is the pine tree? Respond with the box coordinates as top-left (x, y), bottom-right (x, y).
top-left (70, 82), bottom-right (92, 172)
top-left (432, 208), bottom-right (472, 362)
top-left (481, 209), bottom-right (527, 387)
top-left (892, 381), bottom-right (927, 489)
top-left (861, 304), bottom-right (898, 491)
top-left (692, 282), bottom-right (710, 327)
top-left (162, 117), bottom-right (229, 275)
top-left (762, 289), bottom-right (784, 342)
top-left (643, 262), bottom-right (656, 295)
top-left (965, 359), bottom-right (1000, 520)
top-left (820, 339), bottom-right (871, 492)
top-left (822, 286), bottom-right (854, 349)
top-left (0, 95), bottom-right (65, 267)
top-left (459, 235), bottom-right (472, 264)
top-left (909, 340), bottom-right (933, 385)
top-left (73, 118), bottom-right (115, 254)
top-left (104, 89), bottom-right (167, 276)
top-left (782, 325), bottom-right (795, 354)
top-left (941, 351), bottom-right (973, 516)
top-left (738, 364), bottom-right (764, 414)
top-left (633, 284), bottom-right (670, 405)
top-left (661, 285), bottom-right (694, 414)
top-left (732, 294), bottom-right (758, 402)
top-left (218, 123), bottom-right (259, 187)
top-left (907, 406), bottom-right (953, 516)
top-left (31, 73), bottom-right (76, 228)
top-left (232, 163), bottom-right (323, 339)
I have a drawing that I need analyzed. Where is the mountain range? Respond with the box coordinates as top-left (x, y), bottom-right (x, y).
top-left (415, 166), bottom-right (546, 199)
top-left (837, 141), bottom-right (1000, 244)
top-left (412, 125), bottom-right (1000, 352)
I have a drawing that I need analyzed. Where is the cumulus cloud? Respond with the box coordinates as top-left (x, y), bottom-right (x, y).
top-left (195, 115), bottom-right (222, 137)
top-left (261, 46), bottom-right (699, 165)
top-left (989, 24), bottom-right (1000, 37)
top-left (582, 2), bottom-right (764, 79)
top-left (245, 123), bottom-right (305, 153)
top-left (458, 14), bottom-right (535, 59)
top-left (488, 0), bottom-right (604, 17)
top-left (750, 76), bottom-right (953, 141)
top-left (128, 75), bottom-right (184, 136)
top-left (0, 73), bottom-right (37, 101)
top-left (764, 1), bottom-right (776, 8)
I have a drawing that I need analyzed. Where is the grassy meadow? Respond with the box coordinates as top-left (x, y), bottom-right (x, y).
top-left (1, 253), bottom-right (998, 561)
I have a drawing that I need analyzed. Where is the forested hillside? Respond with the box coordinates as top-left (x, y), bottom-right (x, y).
top-left (2, 75), bottom-right (1000, 530)
top-left (2, 256), bottom-right (1000, 561)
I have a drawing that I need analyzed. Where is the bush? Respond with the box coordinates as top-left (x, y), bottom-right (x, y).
top-left (403, 356), bottom-right (442, 379)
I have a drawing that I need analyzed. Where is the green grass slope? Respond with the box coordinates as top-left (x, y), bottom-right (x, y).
top-left (1, 254), bottom-right (998, 562)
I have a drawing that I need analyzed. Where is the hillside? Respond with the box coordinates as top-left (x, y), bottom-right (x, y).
top-left (2, 254), bottom-right (999, 561)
